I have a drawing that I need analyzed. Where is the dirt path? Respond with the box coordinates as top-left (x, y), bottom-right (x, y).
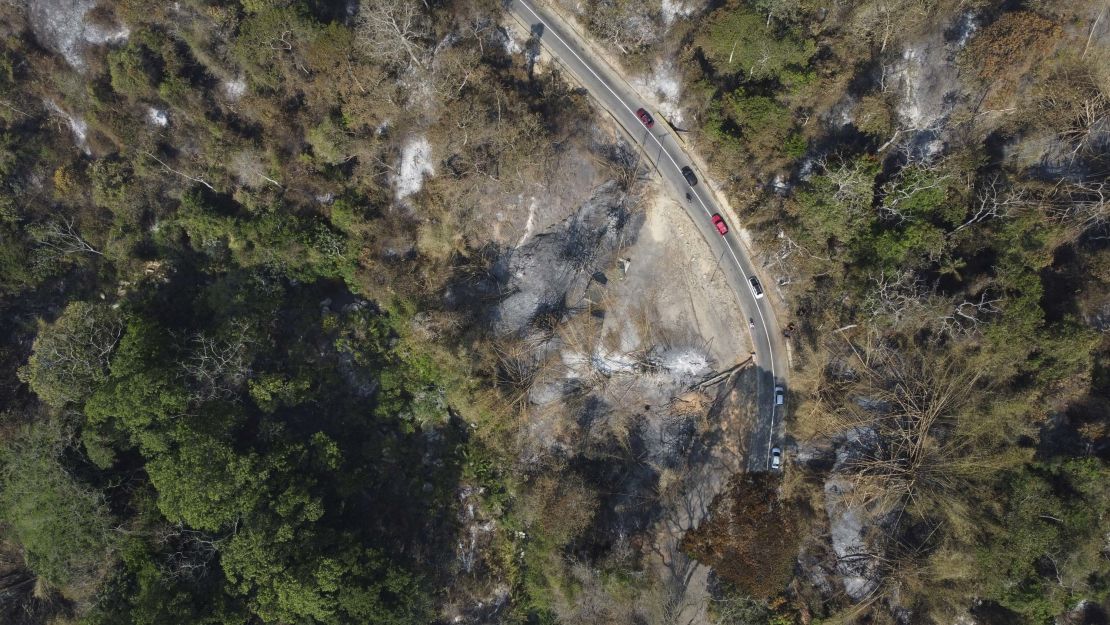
top-left (604, 185), bottom-right (750, 367)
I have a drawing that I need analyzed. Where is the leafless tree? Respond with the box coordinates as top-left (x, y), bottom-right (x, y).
top-left (862, 270), bottom-right (928, 324)
top-left (766, 226), bottom-right (836, 292)
top-left (937, 291), bottom-right (1003, 336)
top-left (863, 268), bottom-right (1004, 336)
top-left (950, 174), bottom-right (1027, 234)
top-left (31, 218), bottom-right (102, 259)
top-left (180, 321), bottom-right (253, 405)
top-left (1048, 179), bottom-right (1109, 236)
top-left (357, 0), bottom-right (432, 71)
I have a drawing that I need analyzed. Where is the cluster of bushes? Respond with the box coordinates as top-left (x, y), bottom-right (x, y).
top-left (688, 2), bottom-right (817, 177)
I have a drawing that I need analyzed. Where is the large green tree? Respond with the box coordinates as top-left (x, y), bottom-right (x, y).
top-left (20, 302), bottom-right (124, 409)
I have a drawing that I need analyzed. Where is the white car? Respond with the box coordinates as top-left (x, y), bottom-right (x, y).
top-left (748, 276), bottom-right (764, 298)
top-left (775, 385), bottom-right (785, 406)
top-left (771, 447), bottom-right (782, 470)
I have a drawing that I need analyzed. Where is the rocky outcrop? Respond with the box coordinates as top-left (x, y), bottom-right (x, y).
top-left (489, 180), bottom-right (640, 336)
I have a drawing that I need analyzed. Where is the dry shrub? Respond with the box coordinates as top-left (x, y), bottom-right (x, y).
top-left (1029, 56), bottom-right (1110, 161)
top-left (671, 390), bottom-right (711, 419)
top-left (519, 473), bottom-right (600, 547)
top-left (962, 11), bottom-right (1063, 107)
top-left (681, 473), bottom-right (799, 600)
top-left (813, 336), bottom-right (1031, 542)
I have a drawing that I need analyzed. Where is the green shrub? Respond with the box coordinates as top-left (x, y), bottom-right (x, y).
top-left (20, 302), bottom-right (124, 409)
top-left (0, 424), bottom-right (113, 588)
top-left (108, 41), bottom-right (163, 98)
top-left (783, 132), bottom-right (807, 159)
top-left (979, 459), bottom-right (1110, 622)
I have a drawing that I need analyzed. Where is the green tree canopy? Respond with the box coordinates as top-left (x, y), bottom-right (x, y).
top-left (696, 6), bottom-right (816, 80)
top-left (20, 302), bottom-right (124, 409)
top-left (0, 424), bottom-right (113, 588)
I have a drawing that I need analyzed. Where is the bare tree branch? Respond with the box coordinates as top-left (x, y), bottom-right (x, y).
top-left (31, 217), bottom-right (103, 258)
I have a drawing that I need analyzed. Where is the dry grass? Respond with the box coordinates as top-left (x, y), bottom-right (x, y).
top-left (809, 332), bottom-right (1028, 533)
top-left (785, 329), bottom-right (1035, 622)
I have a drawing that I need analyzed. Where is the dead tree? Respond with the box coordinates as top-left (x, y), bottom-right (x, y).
top-left (818, 340), bottom-right (1019, 527)
top-left (143, 151), bottom-right (215, 191)
top-left (950, 175), bottom-right (1027, 234)
top-left (357, 0), bottom-right (431, 71)
top-left (1035, 71), bottom-right (1109, 162)
top-left (31, 218), bottom-right (102, 259)
top-left (1049, 179), bottom-right (1109, 236)
top-left (180, 321), bottom-right (253, 405)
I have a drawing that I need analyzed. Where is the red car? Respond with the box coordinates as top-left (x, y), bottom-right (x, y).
top-left (635, 107), bottom-right (655, 128)
top-left (711, 213), bottom-right (728, 235)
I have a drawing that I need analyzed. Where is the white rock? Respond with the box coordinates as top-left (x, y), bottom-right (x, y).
top-left (147, 107), bottom-right (168, 127)
top-left (223, 78), bottom-right (247, 101)
top-left (501, 25), bottom-right (524, 55)
top-left (395, 136), bottom-right (435, 200)
top-left (660, 0), bottom-right (693, 25)
top-left (29, 0), bottom-right (129, 71)
top-left (659, 347), bottom-right (710, 377)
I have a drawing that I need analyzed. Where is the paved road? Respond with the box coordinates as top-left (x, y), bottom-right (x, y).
top-left (508, 0), bottom-right (789, 471)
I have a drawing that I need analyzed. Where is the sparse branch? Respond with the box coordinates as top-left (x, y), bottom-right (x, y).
top-left (180, 321), bottom-right (253, 405)
top-left (32, 217), bottom-right (103, 258)
top-left (357, 0), bottom-right (431, 70)
top-left (879, 163), bottom-right (952, 223)
top-left (154, 523), bottom-right (229, 581)
top-left (951, 175), bottom-right (1026, 234)
top-left (144, 151), bottom-right (215, 191)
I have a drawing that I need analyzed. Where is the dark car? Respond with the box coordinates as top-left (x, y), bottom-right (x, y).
top-left (635, 107), bottom-right (655, 128)
top-left (748, 276), bottom-right (764, 298)
top-left (681, 166), bottom-right (698, 186)
top-left (711, 213), bottom-right (728, 235)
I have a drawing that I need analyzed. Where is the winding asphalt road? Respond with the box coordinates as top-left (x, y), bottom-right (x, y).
top-left (508, 0), bottom-right (789, 471)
